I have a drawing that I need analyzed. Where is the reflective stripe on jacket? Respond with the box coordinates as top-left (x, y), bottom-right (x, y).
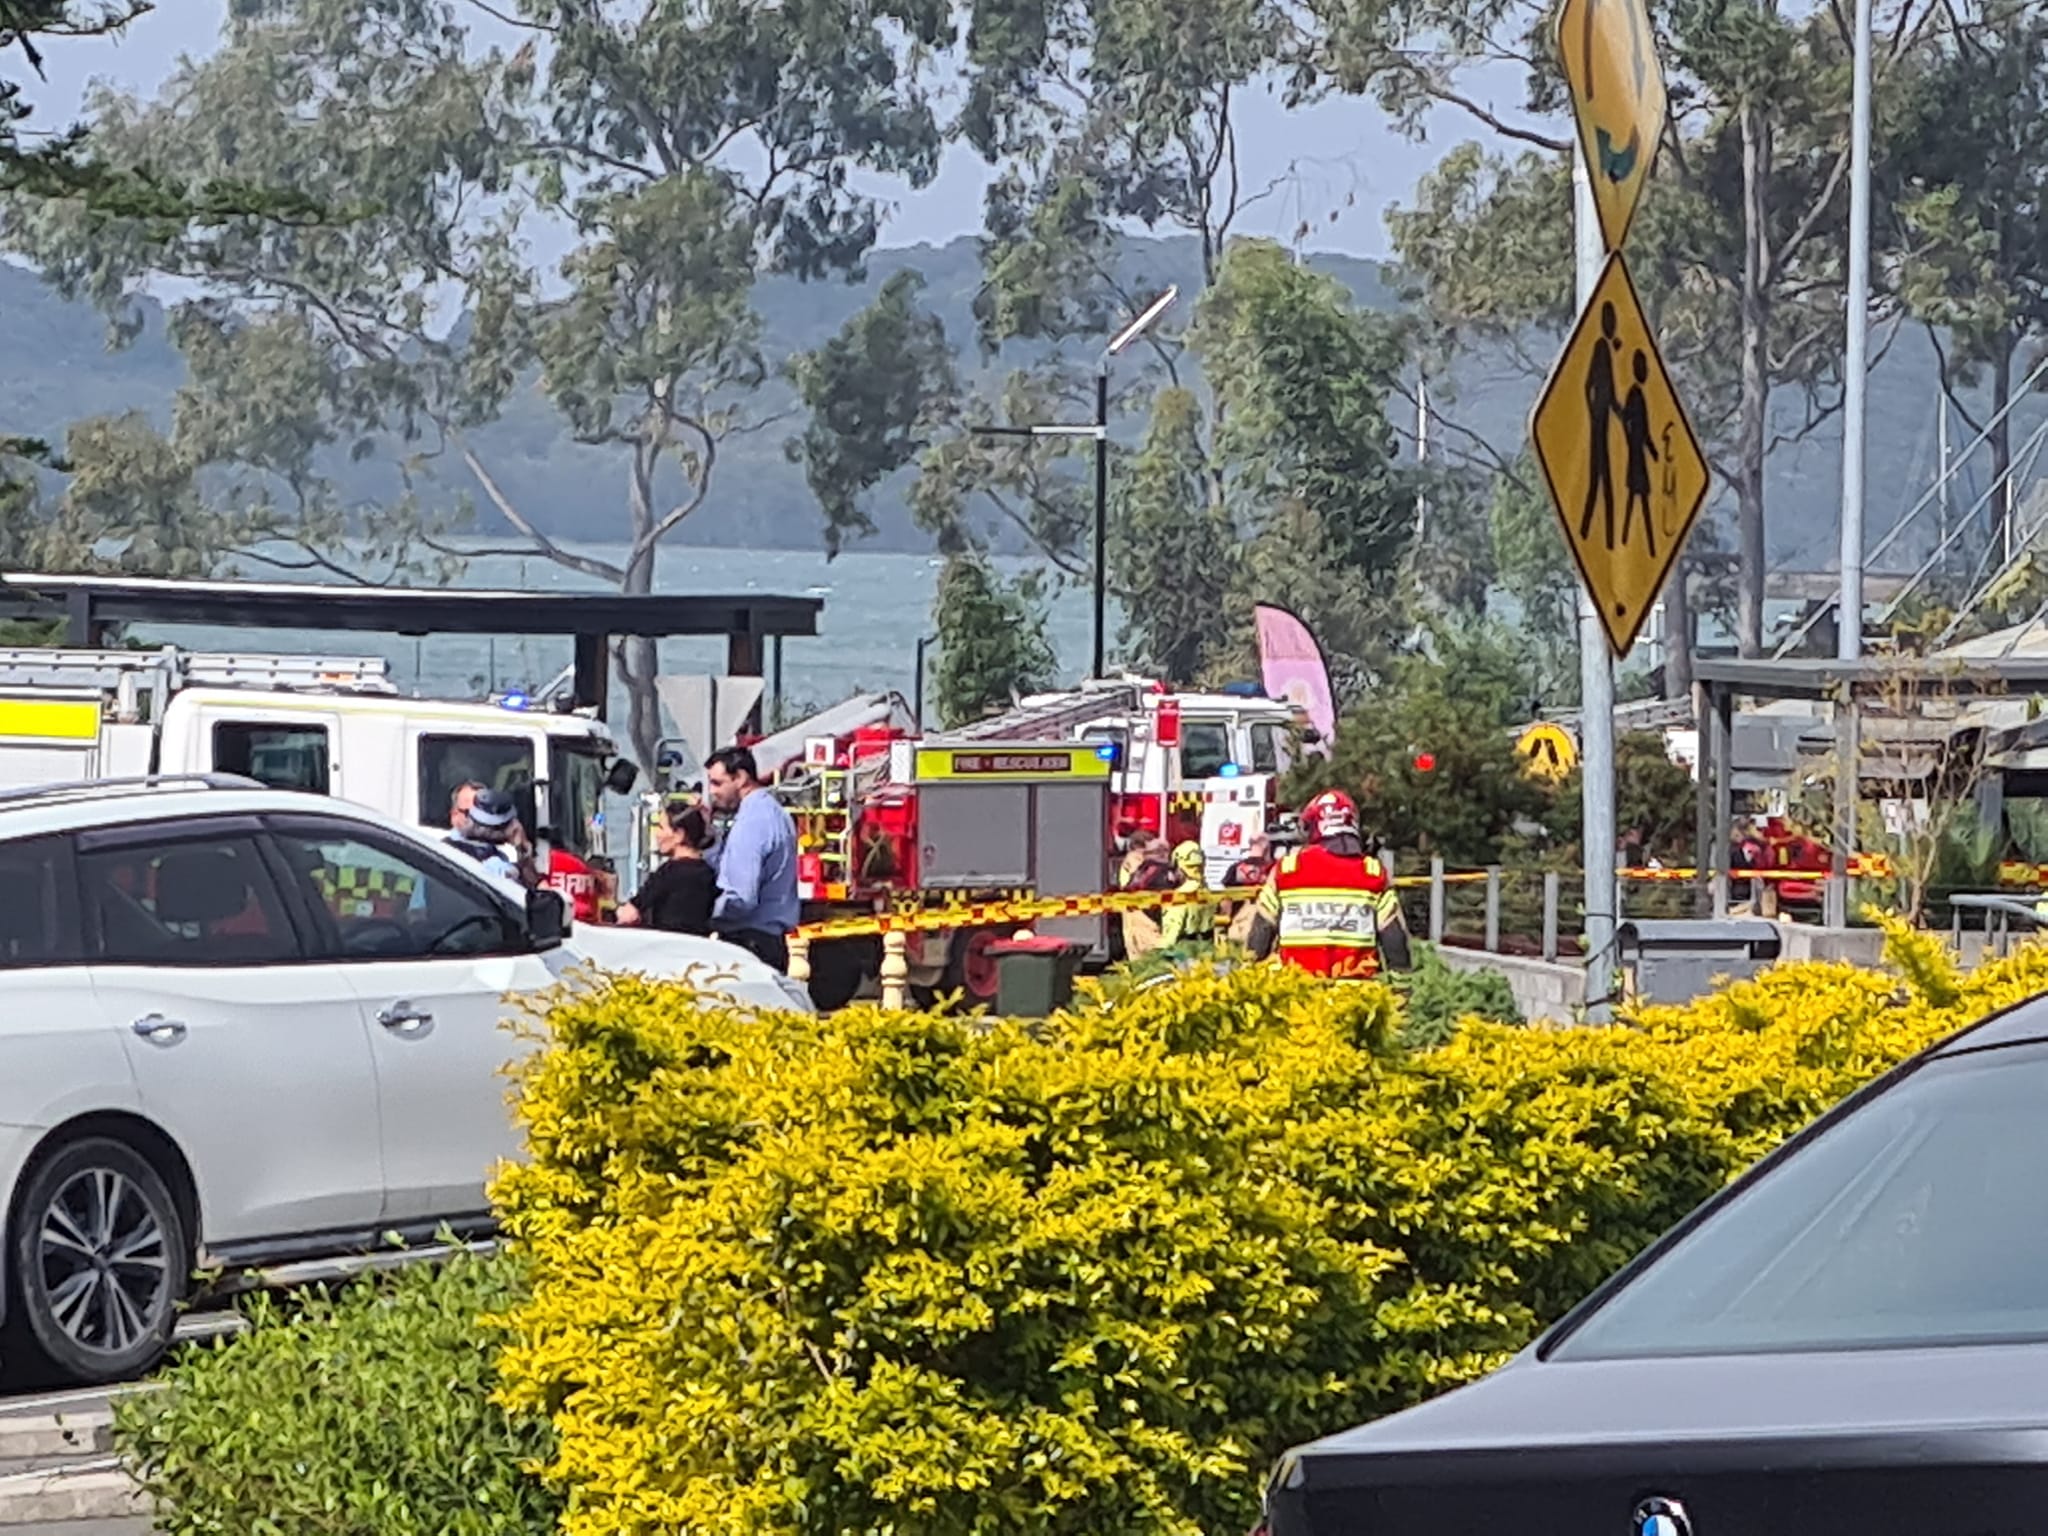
top-left (1253, 845), bottom-right (1400, 979)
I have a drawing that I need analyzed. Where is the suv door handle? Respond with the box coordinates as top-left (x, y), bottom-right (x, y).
top-left (131, 1014), bottom-right (187, 1045)
top-left (377, 1001), bottom-right (434, 1035)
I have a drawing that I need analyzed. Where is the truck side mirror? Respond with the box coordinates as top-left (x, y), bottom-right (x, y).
top-left (526, 887), bottom-right (569, 950)
top-left (606, 758), bottom-right (641, 795)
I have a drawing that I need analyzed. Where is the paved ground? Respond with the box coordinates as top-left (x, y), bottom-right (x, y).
top-left (12, 1523), bottom-right (145, 1535)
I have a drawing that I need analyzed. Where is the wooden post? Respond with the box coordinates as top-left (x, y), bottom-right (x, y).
top-left (880, 928), bottom-right (910, 1010)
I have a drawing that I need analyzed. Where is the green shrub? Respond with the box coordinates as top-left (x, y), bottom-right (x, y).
top-left (1393, 944), bottom-right (1521, 1047)
top-left (116, 1249), bottom-right (557, 1536)
top-left (493, 925), bottom-right (2032, 1536)
top-left (122, 923), bottom-right (2027, 1536)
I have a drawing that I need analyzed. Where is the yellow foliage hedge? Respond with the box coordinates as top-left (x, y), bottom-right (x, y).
top-left (493, 922), bottom-right (2048, 1536)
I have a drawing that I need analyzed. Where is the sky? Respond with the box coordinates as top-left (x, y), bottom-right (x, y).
top-left (18, 0), bottom-right (1535, 263)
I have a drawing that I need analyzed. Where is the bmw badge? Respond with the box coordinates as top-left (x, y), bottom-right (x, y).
top-left (1634, 1497), bottom-right (1692, 1536)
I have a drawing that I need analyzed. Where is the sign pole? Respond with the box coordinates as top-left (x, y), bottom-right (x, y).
top-left (1540, 0), bottom-right (1702, 1013)
top-left (1573, 151), bottom-right (1618, 1021)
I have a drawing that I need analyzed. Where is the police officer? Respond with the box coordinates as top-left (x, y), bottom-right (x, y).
top-left (443, 786), bottom-right (529, 897)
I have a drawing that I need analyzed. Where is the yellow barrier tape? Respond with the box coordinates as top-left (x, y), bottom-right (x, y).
top-left (791, 856), bottom-right (2044, 943)
top-left (795, 886), bottom-right (1227, 942)
top-left (793, 870), bottom-right (1484, 942)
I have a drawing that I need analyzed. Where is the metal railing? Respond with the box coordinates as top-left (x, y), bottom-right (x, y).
top-left (1948, 892), bottom-right (2044, 958)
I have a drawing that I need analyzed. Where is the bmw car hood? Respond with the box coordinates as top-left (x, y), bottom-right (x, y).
top-left (1265, 1342), bottom-right (2048, 1535)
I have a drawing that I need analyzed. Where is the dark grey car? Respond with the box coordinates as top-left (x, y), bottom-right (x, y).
top-left (1260, 998), bottom-right (2048, 1535)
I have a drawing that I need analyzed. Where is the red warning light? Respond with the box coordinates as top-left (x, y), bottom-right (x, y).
top-left (1412, 751), bottom-right (1437, 773)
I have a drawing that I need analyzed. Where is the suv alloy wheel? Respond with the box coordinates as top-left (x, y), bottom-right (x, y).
top-left (5, 1138), bottom-right (188, 1385)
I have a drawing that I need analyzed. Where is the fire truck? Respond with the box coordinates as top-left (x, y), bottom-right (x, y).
top-left (0, 646), bottom-right (637, 921)
top-left (769, 678), bottom-right (1304, 1007)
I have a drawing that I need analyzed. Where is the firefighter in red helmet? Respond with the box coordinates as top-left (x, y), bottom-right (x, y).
top-left (1246, 789), bottom-right (1412, 978)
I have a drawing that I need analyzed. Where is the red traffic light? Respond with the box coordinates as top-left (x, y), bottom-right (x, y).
top-left (1412, 751), bottom-right (1437, 773)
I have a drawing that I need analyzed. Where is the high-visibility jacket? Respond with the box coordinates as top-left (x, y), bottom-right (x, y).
top-left (1254, 844), bottom-right (1401, 979)
top-left (311, 863), bottom-right (418, 921)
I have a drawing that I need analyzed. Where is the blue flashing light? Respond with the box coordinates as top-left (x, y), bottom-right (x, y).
top-left (1218, 762), bottom-right (1242, 778)
top-left (499, 690), bottom-right (530, 711)
top-left (1095, 742), bottom-right (1118, 761)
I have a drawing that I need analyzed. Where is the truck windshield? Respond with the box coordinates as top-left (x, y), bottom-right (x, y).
top-left (419, 734), bottom-right (536, 835)
top-left (549, 740), bottom-right (608, 860)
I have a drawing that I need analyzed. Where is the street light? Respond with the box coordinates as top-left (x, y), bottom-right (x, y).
top-left (971, 286), bottom-right (1180, 680)
top-left (913, 631), bottom-right (937, 728)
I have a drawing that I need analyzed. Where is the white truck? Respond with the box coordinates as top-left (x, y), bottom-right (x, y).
top-left (0, 646), bottom-right (639, 920)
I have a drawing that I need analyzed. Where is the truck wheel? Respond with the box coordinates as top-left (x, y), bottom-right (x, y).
top-left (807, 936), bottom-right (875, 1011)
top-left (942, 927), bottom-right (1003, 1005)
top-left (4, 1138), bottom-right (189, 1386)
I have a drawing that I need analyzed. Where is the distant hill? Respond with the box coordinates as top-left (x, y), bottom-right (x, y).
top-left (0, 235), bottom-right (2031, 570)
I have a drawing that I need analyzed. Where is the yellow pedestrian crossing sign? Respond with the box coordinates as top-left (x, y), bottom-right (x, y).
top-left (1517, 721), bottom-right (1579, 781)
top-left (1557, 0), bottom-right (1667, 253)
top-left (1530, 252), bottom-right (1711, 657)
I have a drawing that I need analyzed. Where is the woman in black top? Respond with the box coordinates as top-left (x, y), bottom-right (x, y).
top-left (616, 803), bottom-right (717, 935)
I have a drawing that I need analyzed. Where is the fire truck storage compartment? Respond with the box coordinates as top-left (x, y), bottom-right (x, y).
top-left (911, 743), bottom-right (1111, 961)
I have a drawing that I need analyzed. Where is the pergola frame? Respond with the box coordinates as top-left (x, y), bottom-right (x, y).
top-left (1692, 654), bottom-right (2048, 923)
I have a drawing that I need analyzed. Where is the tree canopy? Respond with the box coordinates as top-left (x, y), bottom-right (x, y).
top-left (3, 0), bottom-right (2041, 753)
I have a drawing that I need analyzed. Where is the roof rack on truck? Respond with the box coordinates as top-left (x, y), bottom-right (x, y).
top-left (940, 678), bottom-right (1146, 744)
top-left (0, 647), bottom-right (395, 698)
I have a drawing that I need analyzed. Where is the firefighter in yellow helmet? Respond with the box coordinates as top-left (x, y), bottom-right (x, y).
top-left (1158, 839), bottom-right (1215, 949)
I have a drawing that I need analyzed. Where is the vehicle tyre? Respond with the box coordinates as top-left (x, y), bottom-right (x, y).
top-left (942, 927), bottom-right (1004, 1005)
top-left (807, 936), bottom-right (875, 1012)
top-left (4, 1137), bottom-right (189, 1386)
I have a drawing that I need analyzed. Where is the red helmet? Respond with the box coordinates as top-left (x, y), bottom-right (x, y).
top-left (1302, 789), bottom-right (1359, 841)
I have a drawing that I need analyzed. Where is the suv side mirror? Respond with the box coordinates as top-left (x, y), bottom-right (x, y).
top-left (526, 887), bottom-right (569, 950)
top-left (606, 758), bottom-right (641, 796)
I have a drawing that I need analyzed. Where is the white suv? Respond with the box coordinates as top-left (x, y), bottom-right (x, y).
top-left (0, 777), bottom-right (809, 1386)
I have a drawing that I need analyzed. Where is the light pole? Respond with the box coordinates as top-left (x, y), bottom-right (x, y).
top-left (1827, 0), bottom-right (1874, 929)
top-left (971, 286), bottom-right (1179, 680)
top-left (913, 631), bottom-right (936, 728)
top-left (1838, 0), bottom-right (1874, 666)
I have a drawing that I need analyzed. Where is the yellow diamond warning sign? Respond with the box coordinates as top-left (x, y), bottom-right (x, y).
top-left (1556, 0), bottom-right (1667, 253)
top-left (1530, 252), bottom-right (1711, 657)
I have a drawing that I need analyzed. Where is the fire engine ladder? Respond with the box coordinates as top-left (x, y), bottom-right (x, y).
top-left (941, 680), bottom-right (1145, 743)
top-left (0, 647), bottom-right (394, 699)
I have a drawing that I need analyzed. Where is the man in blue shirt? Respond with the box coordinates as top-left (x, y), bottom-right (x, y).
top-left (702, 745), bottom-right (801, 972)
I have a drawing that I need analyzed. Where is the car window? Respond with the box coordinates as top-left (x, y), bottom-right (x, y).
top-left (80, 835), bottom-right (300, 967)
top-left (1180, 722), bottom-right (1233, 780)
top-left (269, 822), bottom-right (524, 961)
top-left (1248, 723), bottom-right (1280, 775)
top-left (0, 835), bottom-right (77, 968)
top-left (548, 740), bottom-right (606, 858)
top-left (213, 721), bottom-right (332, 795)
top-left (1552, 1042), bottom-right (2048, 1360)
top-left (419, 735), bottom-right (534, 831)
